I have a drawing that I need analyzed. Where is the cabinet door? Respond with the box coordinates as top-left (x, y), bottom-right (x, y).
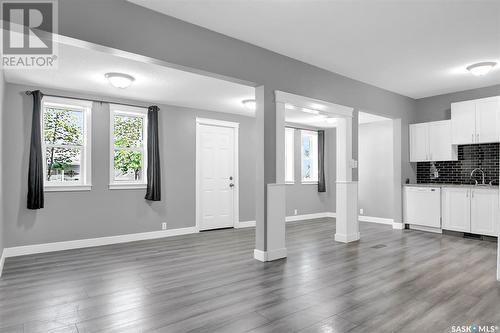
top-left (476, 97), bottom-right (500, 143)
top-left (410, 123), bottom-right (429, 162)
top-left (471, 189), bottom-right (499, 236)
top-left (428, 120), bottom-right (457, 161)
top-left (442, 188), bottom-right (471, 232)
top-left (451, 101), bottom-right (476, 144)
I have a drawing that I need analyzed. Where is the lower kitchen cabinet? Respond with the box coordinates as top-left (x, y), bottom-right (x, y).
top-left (442, 188), bottom-right (471, 233)
top-left (442, 187), bottom-right (499, 236)
top-left (471, 189), bottom-right (500, 236)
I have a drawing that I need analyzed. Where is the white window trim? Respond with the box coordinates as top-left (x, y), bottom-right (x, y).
top-left (109, 104), bottom-right (148, 190)
top-left (42, 96), bottom-right (93, 192)
top-left (300, 130), bottom-right (319, 184)
top-left (285, 127), bottom-right (295, 184)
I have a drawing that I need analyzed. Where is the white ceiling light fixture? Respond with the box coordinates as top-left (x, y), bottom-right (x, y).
top-left (105, 72), bottom-right (135, 89)
top-left (242, 99), bottom-right (256, 110)
top-left (302, 107), bottom-right (320, 115)
top-left (466, 62), bottom-right (497, 76)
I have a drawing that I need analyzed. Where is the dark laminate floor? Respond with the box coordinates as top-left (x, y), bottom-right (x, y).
top-left (1, 219), bottom-right (499, 333)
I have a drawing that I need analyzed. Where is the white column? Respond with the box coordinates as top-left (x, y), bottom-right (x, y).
top-left (392, 119), bottom-right (404, 230)
top-left (335, 117), bottom-right (360, 243)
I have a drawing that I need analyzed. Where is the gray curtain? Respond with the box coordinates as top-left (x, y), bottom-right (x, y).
top-left (318, 130), bottom-right (326, 192)
top-left (27, 90), bottom-right (44, 209)
top-left (145, 105), bottom-right (161, 201)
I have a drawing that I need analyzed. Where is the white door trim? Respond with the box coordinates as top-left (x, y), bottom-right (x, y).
top-left (195, 118), bottom-right (239, 231)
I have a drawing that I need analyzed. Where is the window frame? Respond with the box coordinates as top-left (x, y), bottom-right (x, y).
top-left (42, 96), bottom-right (92, 192)
top-left (285, 127), bottom-right (295, 184)
top-left (300, 129), bottom-right (319, 184)
top-left (109, 104), bottom-right (148, 190)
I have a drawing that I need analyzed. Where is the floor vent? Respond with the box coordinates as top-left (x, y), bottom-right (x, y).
top-left (371, 244), bottom-right (387, 249)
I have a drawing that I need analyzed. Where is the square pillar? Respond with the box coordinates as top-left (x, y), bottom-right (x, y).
top-left (254, 86), bottom-right (287, 261)
top-left (335, 117), bottom-right (360, 243)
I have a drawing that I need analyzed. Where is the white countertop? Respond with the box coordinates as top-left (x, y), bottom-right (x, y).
top-left (404, 183), bottom-right (499, 189)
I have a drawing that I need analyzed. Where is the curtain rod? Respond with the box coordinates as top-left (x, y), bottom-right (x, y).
top-left (25, 90), bottom-right (156, 110)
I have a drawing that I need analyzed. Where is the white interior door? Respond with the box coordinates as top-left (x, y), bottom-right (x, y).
top-left (197, 120), bottom-right (238, 231)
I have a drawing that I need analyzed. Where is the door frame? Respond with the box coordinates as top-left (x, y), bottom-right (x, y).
top-left (195, 117), bottom-right (239, 231)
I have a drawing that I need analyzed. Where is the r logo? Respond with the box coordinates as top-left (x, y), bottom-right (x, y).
top-left (2, 1), bottom-right (54, 54)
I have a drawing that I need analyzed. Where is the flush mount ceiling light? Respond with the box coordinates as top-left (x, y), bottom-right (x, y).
top-left (242, 99), bottom-right (256, 110)
top-left (466, 62), bottom-right (497, 76)
top-left (302, 107), bottom-right (320, 115)
top-left (105, 72), bottom-right (135, 89)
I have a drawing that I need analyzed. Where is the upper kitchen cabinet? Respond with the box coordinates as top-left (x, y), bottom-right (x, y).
top-left (451, 96), bottom-right (500, 144)
top-left (410, 120), bottom-right (457, 162)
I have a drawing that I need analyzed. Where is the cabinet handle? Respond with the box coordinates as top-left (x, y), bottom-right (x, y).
top-left (472, 133), bottom-right (474, 142)
top-left (466, 191), bottom-right (469, 198)
top-left (477, 133), bottom-right (479, 142)
top-left (472, 190), bottom-right (474, 198)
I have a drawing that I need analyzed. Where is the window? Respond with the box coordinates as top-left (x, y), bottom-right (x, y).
top-left (301, 130), bottom-right (318, 183)
top-left (285, 127), bottom-right (295, 183)
top-left (42, 97), bottom-right (92, 191)
top-left (109, 104), bottom-right (147, 189)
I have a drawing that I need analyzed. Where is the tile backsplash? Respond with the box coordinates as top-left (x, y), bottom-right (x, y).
top-left (417, 143), bottom-right (499, 184)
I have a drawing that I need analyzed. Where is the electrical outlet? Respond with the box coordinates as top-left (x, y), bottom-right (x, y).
top-left (161, 222), bottom-right (167, 230)
top-left (294, 209), bottom-right (298, 215)
top-left (359, 208), bottom-right (364, 215)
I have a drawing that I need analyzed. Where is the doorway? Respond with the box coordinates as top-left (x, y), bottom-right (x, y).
top-left (196, 118), bottom-right (239, 231)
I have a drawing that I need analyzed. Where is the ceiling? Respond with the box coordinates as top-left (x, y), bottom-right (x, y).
top-left (3, 42), bottom-right (255, 116)
top-left (129, 0), bottom-right (500, 99)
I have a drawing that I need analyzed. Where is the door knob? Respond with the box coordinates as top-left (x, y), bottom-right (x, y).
top-left (229, 183), bottom-right (235, 188)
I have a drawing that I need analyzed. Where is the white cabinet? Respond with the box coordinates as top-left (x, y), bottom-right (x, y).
top-left (442, 187), bottom-right (499, 236)
top-left (404, 187), bottom-right (441, 228)
top-left (471, 189), bottom-right (500, 237)
top-left (410, 123), bottom-right (429, 162)
top-left (476, 98), bottom-right (500, 143)
top-left (409, 120), bottom-right (457, 162)
top-left (442, 187), bottom-right (471, 232)
top-left (451, 96), bottom-right (500, 144)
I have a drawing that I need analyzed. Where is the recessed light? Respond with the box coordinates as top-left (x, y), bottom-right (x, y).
top-left (285, 103), bottom-right (295, 110)
top-left (242, 99), bottom-right (256, 110)
top-left (105, 72), bottom-right (135, 89)
top-left (466, 62), bottom-right (497, 76)
top-left (302, 108), bottom-right (320, 115)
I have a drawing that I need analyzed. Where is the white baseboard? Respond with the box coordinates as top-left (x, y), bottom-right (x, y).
top-left (254, 248), bottom-right (287, 262)
top-left (2, 227), bottom-right (199, 259)
top-left (235, 220), bottom-right (256, 228)
top-left (358, 215), bottom-right (394, 225)
top-left (0, 250), bottom-right (5, 277)
top-left (392, 223), bottom-right (405, 230)
top-left (286, 212), bottom-right (336, 222)
top-left (334, 232), bottom-right (360, 243)
top-left (409, 224), bottom-right (442, 234)
top-left (236, 212), bottom-right (336, 229)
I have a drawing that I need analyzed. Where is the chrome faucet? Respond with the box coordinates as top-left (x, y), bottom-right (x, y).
top-left (470, 168), bottom-right (486, 185)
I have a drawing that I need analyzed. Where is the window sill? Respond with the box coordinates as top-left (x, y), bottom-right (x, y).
top-left (285, 181), bottom-right (295, 185)
top-left (109, 183), bottom-right (147, 190)
top-left (45, 185), bottom-right (92, 192)
top-left (301, 181), bottom-right (319, 185)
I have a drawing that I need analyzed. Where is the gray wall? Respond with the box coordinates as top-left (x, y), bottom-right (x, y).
top-left (56, 0), bottom-right (417, 184)
top-left (358, 120), bottom-right (394, 219)
top-left (285, 128), bottom-right (336, 216)
top-left (2, 83), bottom-right (257, 247)
top-left (415, 84), bottom-right (500, 123)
